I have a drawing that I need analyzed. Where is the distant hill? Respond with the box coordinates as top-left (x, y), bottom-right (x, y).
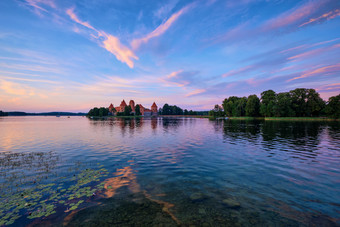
top-left (7, 112), bottom-right (86, 116)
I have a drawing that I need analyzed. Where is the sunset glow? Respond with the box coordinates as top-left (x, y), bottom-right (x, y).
top-left (0, 0), bottom-right (339, 112)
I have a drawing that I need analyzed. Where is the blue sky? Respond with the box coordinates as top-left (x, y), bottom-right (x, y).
top-left (0, 0), bottom-right (339, 112)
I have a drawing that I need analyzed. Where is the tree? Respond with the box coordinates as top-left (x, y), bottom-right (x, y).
top-left (325, 94), bottom-right (340, 118)
top-left (0, 110), bottom-right (8, 116)
top-left (246, 94), bottom-right (260, 116)
top-left (135, 104), bottom-right (141, 116)
top-left (209, 105), bottom-right (224, 118)
top-left (260, 90), bottom-right (276, 117)
top-left (124, 106), bottom-right (132, 116)
top-left (222, 98), bottom-right (233, 117)
top-left (161, 104), bottom-right (183, 115)
top-left (184, 109), bottom-right (189, 115)
top-left (162, 104), bottom-right (171, 115)
top-left (98, 107), bottom-right (109, 117)
top-left (290, 88), bottom-right (308, 117)
top-left (273, 92), bottom-right (295, 117)
top-left (233, 97), bottom-right (247, 117)
top-left (306, 89), bottom-right (325, 117)
top-left (87, 107), bottom-right (109, 117)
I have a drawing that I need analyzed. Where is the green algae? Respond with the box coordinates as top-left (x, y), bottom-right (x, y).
top-left (0, 154), bottom-right (109, 226)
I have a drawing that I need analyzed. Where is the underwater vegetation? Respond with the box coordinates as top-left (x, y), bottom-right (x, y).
top-left (0, 152), bottom-right (109, 226)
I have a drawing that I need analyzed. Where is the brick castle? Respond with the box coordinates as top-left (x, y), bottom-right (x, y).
top-left (108, 100), bottom-right (158, 116)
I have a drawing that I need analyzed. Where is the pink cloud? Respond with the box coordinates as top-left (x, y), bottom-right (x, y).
top-left (186, 89), bottom-right (206, 97)
top-left (287, 63), bottom-right (340, 81)
top-left (300, 9), bottom-right (340, 27)
top-left (131, 4), bottom-right (193, 49)
top-left (215, 0), bottom-right (338, 44)
top-left (101, 33), bottom-right (139, 68)
top-left (25, 0), bottom-right (56, 13)
top-left (66, 8), bottom-right (96, 31)
top-left (262, 1), bottom-right (319, 31)
top-left (66, 8), bottom-right (138, 68)
top-left (0, 80), bottom-right (36, 96)
top-left (163, 70), bottom-right (189, 87)
top-left (288, 42), bottom-right (340, 61)
top-left (222, 65), bottom-right (253, 77)
top-left (316, 83), bottom-right (340, 100)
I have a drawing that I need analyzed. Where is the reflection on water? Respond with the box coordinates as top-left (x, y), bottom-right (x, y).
top-left (0, 117), bottom-right (339, 226)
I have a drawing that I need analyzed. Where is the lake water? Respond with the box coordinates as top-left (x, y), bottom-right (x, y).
top-left (0, 116), bottom-right (339, 226)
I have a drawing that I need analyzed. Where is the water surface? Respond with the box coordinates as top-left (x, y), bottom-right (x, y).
top-left (0, 116), bottom-right (339, 226)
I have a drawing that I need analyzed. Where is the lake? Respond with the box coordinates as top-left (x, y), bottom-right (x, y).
top-left (0, 116), bottom-right (339, 226)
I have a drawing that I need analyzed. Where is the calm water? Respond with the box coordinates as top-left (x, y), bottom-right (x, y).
top-left (0, 116), bottom-right (340, 226)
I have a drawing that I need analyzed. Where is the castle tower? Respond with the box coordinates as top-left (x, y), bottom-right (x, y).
top-left (109, 103), bottom-right (114, 112)
top-left (120, 100), bottom-right (127, 112)
top-left (151, 102), bottom-right (158, 113)
top-left (138, 104), bottom-right (145, 115)
top-left (109, 103), bottom-right (114, 114)
top-left (129, 100), bottom-right (135, 112)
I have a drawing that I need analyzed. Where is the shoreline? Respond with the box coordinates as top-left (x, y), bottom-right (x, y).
top-left (87, 116), bottom-right (339, 121)
top-left (227, 117), bottom-right (339, 121)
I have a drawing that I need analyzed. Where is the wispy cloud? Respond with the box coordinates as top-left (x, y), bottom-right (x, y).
top-left (300, 9), bottom-right (340, 27)
top-left (154, 0), bottom-right (179, 19)
top-left (214, 0), bottom-right (340, 44)
top-left (101, 33), bottom-right (139, 68)
top-left (222, 65), bottom-right (254, 77)
top-left (0, 76), bottom-right (59, 84)
top-left (0, 62), bottom-right (62, 74)
top-left (0, 79), bottom-right (36, 96)
top-left (185, 89), bottom-right (206, 97)
top-left (315, 83), bottom-right (340, 99)
top-left (131, 4), bottom-right (193, 49)
top-left (66, 8), bottom-right (96, 30)
top-left (66, 8), bottom-right (138, 68)
top-left (25, 0), bottom-right (56, 14)
top-left (262, 1), bottom-right (321, 31)
top-left (162, 70), bottom-right (200, 87)
top-left (287, 63), bottom-right (340, 81)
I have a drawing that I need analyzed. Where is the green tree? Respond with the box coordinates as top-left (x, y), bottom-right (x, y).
top-left (222, 98), bottom-right (234, 117)
top-left (135, 104), bottom-right (141, 116)
top-left (246, 94), bottom-right (260, 116)
top-left (209, 105), bottom-right (224, 118)
top-left (325, 94), bottom-right (340, 118)
top-left (260, 90), bottom-right (276, 117)
top-left (87, 107), bottom-right (109, 117)
top-left (233, 97), bottom-right (247, 117)
top-left (162, 104), bottom-right (170, 115)
top-left (184, 109), bottom-right (189, 115)
top-left (306, 89), bottom-right (325, 117)
top-left (290, 88), bottom-right (308, 117)
top-left (124, 106), bottom-right (132, 116)
top-left (273, 92), bottom-right (295, 117)
top-left (98, 107), bottom-right (109, 117)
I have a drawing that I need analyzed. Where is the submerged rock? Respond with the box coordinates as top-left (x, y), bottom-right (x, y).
top-left (222, 198), bottom-right (241, 208)
top-left (190, 192), bottom-right (205, 201)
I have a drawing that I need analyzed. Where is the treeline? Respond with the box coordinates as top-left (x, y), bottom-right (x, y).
top-left (87, 107), bottom-right (109, 117)
top-left (88, 105), bottom-right (143, 117)
top-left (0, 110), bottom-right (8, 116)
top-left (209, 88), bottom-right (340, 118)
top-left (116, 105), bottom-right (142, 116)
top-left (158, 104), bottom-right (208, 115)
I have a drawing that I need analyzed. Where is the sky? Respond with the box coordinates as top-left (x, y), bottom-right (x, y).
top-left (0, 0), bottom-right (339, 112)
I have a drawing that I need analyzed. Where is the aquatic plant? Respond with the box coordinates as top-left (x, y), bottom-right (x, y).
top-left (0, 155), bottom-right (109, 226)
